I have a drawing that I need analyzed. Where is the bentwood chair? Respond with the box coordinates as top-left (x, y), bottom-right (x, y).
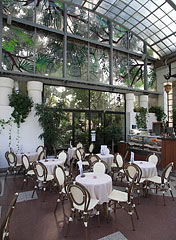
top-left (76, 142), bottom-right (83, 149)
top-left (32, 161), bottom-right (54, 201)
top-left (75, 148), bottom-right (90, 170)
top-left (57, 150), bottom-right (68, 166)
top-left (21, 154), bottom-right (35, 190)
top-left (124, 163), bottom-right (146, 204)
top-left (65, 182), bottom-right (100, 238)
top-left (37, 150), bottom-right (45, 161)
top-left (146, 153), bottom-right (161, 167)
top-left (146, 162), bottom-right (174, 206)
top-left (54, 165), bottom-right (67, 214)
top-left (88, 143), bottom-right (94, 154)
top-left (111, 153), bottom-right (125, 182)
top-left (87, 154), bottom-right (101, 168)
top-left (0, 192), bottom-right (19, 240)
top-left (92, 160), bottom-right (108, 174)
top-left (36, 145), bottom-right (44, 155)
top-left (108, 174), bottom-right (139, 231)
top-left (5, 152), bottom-right (22, 180)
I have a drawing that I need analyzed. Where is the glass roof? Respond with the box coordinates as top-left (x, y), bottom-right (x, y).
top-left (59, 0), bottom-right (176, 59)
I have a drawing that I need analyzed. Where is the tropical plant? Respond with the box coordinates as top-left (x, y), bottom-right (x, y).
top-left (35, 102), bottom-right (64, 155)
top-left (9, 91), bottom-right (33, 127)
top-left (135, 107), bottom-right (148, 129)
top-left (149, 106), bottom-right (166, 122)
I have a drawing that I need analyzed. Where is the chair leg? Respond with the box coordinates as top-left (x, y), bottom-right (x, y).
top-left (32, 185), bottom-right (37, 198)
top-left (54, 198), bottom-right (61, 214)
top-left (21, 178), bottom-right (27, 190)
top-left (84, 214), bottom-right (88, 238)
top-left (167, 183), bottom-right (174, 201)
top-left (5, 169), bottom-right (9, 181)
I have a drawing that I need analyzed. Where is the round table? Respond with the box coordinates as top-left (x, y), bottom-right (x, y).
top-left (17, 152), bottom-right (38, 164)
top-left (96, 153), bottom-right (114, 172)
top-left (67, 147), bottom-right (77, 165)
top-left (76, 172), bottom-right (112, 204)
top-left (40, 159), bottom-right (65, 175)
top-left (134, 161), bottom-right (157, 178)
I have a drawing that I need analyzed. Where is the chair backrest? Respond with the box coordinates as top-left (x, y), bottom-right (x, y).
top-left (75, 149), bottom-right (82, 161)
top-left (36, 146), bottom-right (44, 155)
top-left (124, 163), bottom-right (142, 183)
top-left (33, 162), bottom-right (47, 182)
top-left (92, 160), bottom-right (107, 174)
top-left (37, 150), bottom-right (45, 161)
top-left (161, 162), bottom-right (174, 183)
top-left (114, 153), bottom-right (124, 168)
top-left (88, 154), bottom-right (100, 165)
top-left (76, 142), bottom-right (83, 149)
top-left (127, 173), bottom-right (138, 203)
top-left (7, 152), bottom-right (17, 167)
top-left (22, 154), bottom-right (30, 171)
top-left (57, 151), bottom-right (67, 163)
top-left (67, 182), bottom-right (90, 212)
top-left (0, 192), bottom-right (19, 240)
top-left (76, 148), bottom-right (85, 161)
top-left (54, 165), bottom-right (66, 192)
top-left (88, 143), bottom-right (94, 153)
top-left (147, 153), bottom-right (160, 166)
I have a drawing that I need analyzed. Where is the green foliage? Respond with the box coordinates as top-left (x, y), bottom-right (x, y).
top-left (135, 107), bottom-right (148, 129)
top-left (103, 123), bottom-right (122, 143)
top-left (148, 67), bottom-right (156, 89)
top-left (9, 91), bottom-right (33, 127)
top-left (35, 102), bottom-right (64, 154)
top-left (2, 38), bottom-right (18, 53)
top-left (12, 26), bottom-right (34, 48)
top-left (149, 106), bottom-right (166, 122)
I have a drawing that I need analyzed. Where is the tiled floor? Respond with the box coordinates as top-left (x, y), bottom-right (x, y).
top-left (0, 171), bottom-right (176, 240)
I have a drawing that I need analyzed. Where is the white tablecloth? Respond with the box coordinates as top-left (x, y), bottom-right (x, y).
top-left (96, 153), bottom-right (114, 172)
top-left (76, 172), bottom-right (112, 204)
top-left (40, 159), bottom-right (65, 175)
top-left (17, 152), bottom-right (38, 164)
top-left (67, 147), bottom-right (77, 165)
top-left (134, 161), bottom-right (157, 178)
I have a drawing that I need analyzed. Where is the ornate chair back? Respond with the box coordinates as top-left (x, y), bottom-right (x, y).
top-left (37, 150), bottom-right (45, 161)
top-left (33, 161), bottom-right (47, 182)
top-left (22, 154), bottom-right (30, 171)
top-left (76, 142), bottom-right (83, 149)
top-left (54, 165), bottom-right (66, 192)
top-left (88, 143), bottom-right (94, 153)
top-left (92, 160), bottom-right (107, 174)
top-left (7, 152), bottom-right (17, 167)
top-left (147, 153), bottom-right (160, 166)
top-left (161, 162), bottom-right (174, 184)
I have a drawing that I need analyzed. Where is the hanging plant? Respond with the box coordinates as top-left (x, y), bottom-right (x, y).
top-left (135, 107), bottom-right (148, 129)
top-left (9, 90), bottom-right (33, 127)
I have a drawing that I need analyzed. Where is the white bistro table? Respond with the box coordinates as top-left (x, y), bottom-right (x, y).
top-left (40, 158), bottom-right (65, 175)
top-left (96, 153), bottom-right (114, 172)
top-left (17, 152), bottom-right (38, 164)
top-left (76, 172), bottom-right (112, 204)
top-left (134, 161), bottom-right (157, 178)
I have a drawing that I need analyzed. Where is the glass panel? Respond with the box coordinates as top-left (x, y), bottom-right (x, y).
top-left (89, 13), bottom-right (109, 43)
top-left (113, 51), bottom-right (128, 87)
top-left (90, 90), bottom-right (125, 111)
top-left (74, 112), bottom-right (89, 148)
top-left (113, 24), bottom-right (128, 49)
top-left (59, 111), bottom-right (73, 148)
top-left (129, 55), bottom-right (144, 89)
top-left (2, 0), bottom-right (34, 22)
top-left (104, 113), bottom-right (125, 150)
top-left (67, 6), bottom-right (88, 38)
top-left (2, 23), bottom-right (34, 73)
top-left (36, 1), bottom-right (64, 30)
top-left (44, 86), bottom-right (89, 110)
top-left (90, 112), bottom-right (104, 152)
top-left (129, 33), bottom-right (143, 53)
top-left (89, 45), bottom-right (109, 84)
top-left (36, 30), bottom-right (63, 77)
top-left (147, 62), bottom-right (157, 91)
top-left (67, 39), bottom-right (88, 80)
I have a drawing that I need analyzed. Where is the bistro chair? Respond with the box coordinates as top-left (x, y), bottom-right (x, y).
top-left (32, 161), bottom-right (54, 201)
top-left (146, 162), bottom-right (174, 206)
top-left (37, 150), bottom-right (45, 161)
top-left (0, 192), bottom-right (19, 240)
top-left (146, 153), bottom-right (161, 167)
top-left (54, 165), bottom-right (67, 214)
top-left (36, 145), bottom-right (44, 155)
top-left (124, 163), bottom-right (146, 204)
top-left (65, 181), bottom-right (100, 238)
top-left (5, 152), bottom-right (22, 180)
top-left (88, 143), bottom-right (94, 153)
top-left (92, 160), bottom-right (108, 174)
top-left (108, 174), bottom-right (139, 231)
top-left (57, 150), bottom-right (68, 166)
top-left (111, 153), bottom-right (125, 182)
top-left (21, 154), bottom-right (35, 190)
top-left (75, 148), bottom-right (90, 170)
top-left (87, 154), bottom-right (101, 168)
top-left (76, 142), bottom-right (83, 149)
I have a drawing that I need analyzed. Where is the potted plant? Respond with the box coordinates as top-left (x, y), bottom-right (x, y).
top-left (134, 104), bottom-right (141, 112)
top-left (135, 107), bottom-right (148, 130)
top-left (149, 106), bottom-right (166, 122)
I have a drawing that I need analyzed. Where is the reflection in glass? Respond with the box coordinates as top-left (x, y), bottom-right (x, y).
top-left (2, 24), bottom-right (34, 72)
top-left (36, 30), bottom-right (63, 76)
top-left (113, 24), bottom-right (128, 49)
top-left (129, 33), bottom-right (143, 53)
top-left (129, 55), bottom-right (144, 89)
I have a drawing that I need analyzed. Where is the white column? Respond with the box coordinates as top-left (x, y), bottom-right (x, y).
top-left (27, 81), bottom-right (43, 104)
top-left (126, 93), bottom-right (135, 112)
top-left (0, 77), bottom-right (14, 106)
top-left (140, 95), bottom-right (148, 109)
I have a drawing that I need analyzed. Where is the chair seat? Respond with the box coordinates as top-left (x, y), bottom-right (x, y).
top-left (147, 175), bottom-right (167, 184)
top-left (111, 163), bottom-right (117, 168)
top-left (108, 189), bottom-right (128, 202)
top-left (27, 170), bottom-right (35, 175)
top-left (16, 162), bottom-right (22, 167)
top-left (65, 170), bottom-right (69, 176)
top-left (139, 177), bottom-right (146, 183)
top-left (46, 175), bottom-right (54, 181)
top-left (77, 161), bottom-right (89, 166)
top-left (73, 198), bottom-right (99, 211)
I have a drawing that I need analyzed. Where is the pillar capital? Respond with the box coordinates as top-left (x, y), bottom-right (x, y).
top-left (0, 77), bottom-right (14, 106)
top-left (27, 81), bottom-right (43, 104)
